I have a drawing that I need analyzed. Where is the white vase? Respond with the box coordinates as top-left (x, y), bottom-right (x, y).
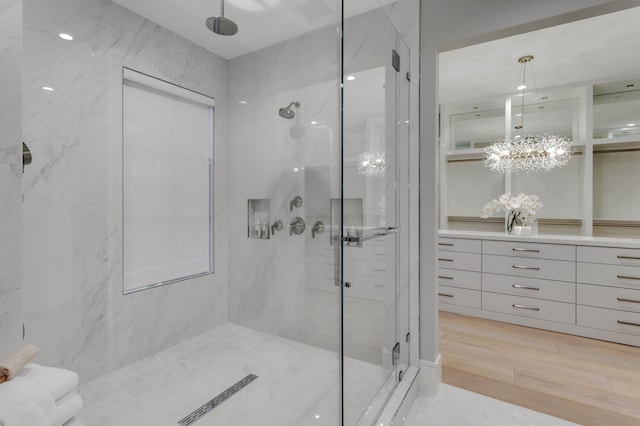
top-left (512, 225), bottom-right (532, 236)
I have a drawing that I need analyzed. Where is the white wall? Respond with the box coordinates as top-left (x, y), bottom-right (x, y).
top-left (420, 0), bottom-right (639, 374)
top-left (0, 0), bottom-right (23, 359)
top-left (21, 0), bottom-right (229, 382)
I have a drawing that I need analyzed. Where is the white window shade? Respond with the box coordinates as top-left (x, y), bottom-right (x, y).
top-left (123, 68), bottom-right (214, 293)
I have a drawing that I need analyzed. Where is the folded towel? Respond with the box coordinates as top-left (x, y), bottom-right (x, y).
top-left (16, 364), bottom-right (80, 401)
top-left (0, 344), bottom-right (39, 384)
top-left (0, 376), bottom-right (58, 426)
top-left (53, 393), bottom-right (83, 426)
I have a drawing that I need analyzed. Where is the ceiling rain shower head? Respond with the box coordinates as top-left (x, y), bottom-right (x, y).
top-left (206, 0), bottom-right (238, 36)
top-left (279, 101), bottom-right (300, 119)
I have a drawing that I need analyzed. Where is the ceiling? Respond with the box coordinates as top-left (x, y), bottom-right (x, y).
top-left (111, 0), bottom-right (396, 60)
top-left (439, 6), bottom-right (640, 106)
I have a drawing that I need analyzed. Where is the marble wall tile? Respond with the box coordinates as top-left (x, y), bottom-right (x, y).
top-left (0, 0), bottom-right (23, 359)
top-left (22, 0), bottom-right (228, 381)
top-left (226, 3), bottom-right (420, 373)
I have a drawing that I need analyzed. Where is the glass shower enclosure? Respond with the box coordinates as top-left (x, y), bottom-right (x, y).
top-left (14, 0), bottom-right (417, 424)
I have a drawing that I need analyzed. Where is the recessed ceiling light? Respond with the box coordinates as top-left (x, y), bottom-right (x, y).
top-left (310, 121), bottom-right (317, 125)
top-left (238, 100), bottom-right (247, 104)
top-left (42, 86), bottom-right (55, 91)
top-left (346, 75), bottom-right (355, 81)
top-left (517, 85), bottom-right (527, 90)
top-left (627, 123), bottom-right (636, 127)
top-left (58, 33), bottom-right (73, 41)
top-left (515, 113), bottom-right (523, 117)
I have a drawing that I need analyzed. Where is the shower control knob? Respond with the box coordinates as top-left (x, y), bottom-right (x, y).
top-left (290, 217), bottom-right (305, 236)
top-left (290, 195), bottom-right (303, 211)
top-left (311, 221), bottom-right (324, 238)
top-left (271, 220), bottom-right (284, 236)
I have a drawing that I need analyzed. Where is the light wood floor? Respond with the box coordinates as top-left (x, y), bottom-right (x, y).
top-left (439, 311), bottom-right (640, 426)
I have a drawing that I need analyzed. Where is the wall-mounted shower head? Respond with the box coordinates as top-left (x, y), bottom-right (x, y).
top-left (278, 101), bottom-right (300, 119)
top-left (206, 0), bottom-right (238, 36)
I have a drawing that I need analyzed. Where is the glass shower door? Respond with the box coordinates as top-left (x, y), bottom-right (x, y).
top-left (341, 9), bottom-right (411, 424)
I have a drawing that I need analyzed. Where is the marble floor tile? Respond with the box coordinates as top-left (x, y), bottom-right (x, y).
top-left (76, 322), bottom-right (387, 426)
top-left (405, 384), bottom-right (578, 426)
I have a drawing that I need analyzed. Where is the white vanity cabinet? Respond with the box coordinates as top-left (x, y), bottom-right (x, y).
top-left (437, 237), bottom-right (481, 309)
top-left (438, 232), bottom-right (640, 347)
top-left (577, 246), bottom-right (640, 337)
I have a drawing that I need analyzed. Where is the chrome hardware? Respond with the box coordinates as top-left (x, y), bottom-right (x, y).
top-left (617, 255), bottom-right (640, 261)
top-left (617, 275), bottom-right (640, 281)
top-left (23, 142), bottom-right (32, 171)
top-left (290, 217), bottom-right (305, 236)
top-left (271, 220), bottom-right (283, 236)
top-left (392, 342), bottom-right (400, 366)
top-left (438, 275), bottom-right (454, 280)
top-left (513, 265), bottom-right (540, 270)
top-left (344, 281), bottom-right (351, 288)
top-left (311, 221), bottom-right (324, 238)
top-left (438, 258), bottom-right (454, 262)
top-left (512, 304), bottom-right (540, 311)
top-left (617, 297), bottom-right (640, 304)
top-left (438, 243), bottom-right (454, 246)
top-left (513, 248), bottom-right (540, 253)
top-left (343, 226), bottom-right (399, 244)
top-left (512, 284), bottom-right (540, 291)
top-left (289, 195), bottom-right (303, 211)
top-left (438, 293), bottom-right (454, 298)
top-left (618, 320), bottom-right (640, 327)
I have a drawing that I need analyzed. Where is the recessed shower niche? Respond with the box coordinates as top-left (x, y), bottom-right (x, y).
top-left (247, 199), bottom-right (271, 239)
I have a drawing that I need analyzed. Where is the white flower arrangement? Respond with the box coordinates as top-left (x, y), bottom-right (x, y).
top-left (482, 193), bottom-right (543, 233)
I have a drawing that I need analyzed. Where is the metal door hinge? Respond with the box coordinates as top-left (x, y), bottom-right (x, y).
top-left (392, 50), bottom-right (400, 72)
top-left (406, 332), bottom-right (410, 343)
top-left (406, 71), bottom-right (411, 81)
top-left (391, 342), bottom-right (400, 366)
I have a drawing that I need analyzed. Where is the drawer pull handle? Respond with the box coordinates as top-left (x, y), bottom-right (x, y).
top-left (438, 243), bottom-right (454, 246)
top-left (617, 320), bottom-right (640, 327)
top-left (438, 275), bottom-right (454, 280)
top-left (438, 293), bottom-right (454, 298)
top-left (512, 304), bottom-right (540, 311)
top-left (617, 255), bottom-right (640, 261)
top-left (617, 275), bottom-right (640, 281)
top-left (438, 258), bottom-right (454, 262)
top-left (617, 297), bottom-right (640, 304)
top-left (513, 265), bottom-right (540, 271)
top-left (512, 284), bottom-right (540, 291)
top-left (513, 248), bottom-right (540, 253)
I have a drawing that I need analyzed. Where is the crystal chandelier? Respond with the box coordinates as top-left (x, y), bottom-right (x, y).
top-left (484, 55), bottom-right (573, 174)
top-left (358, 148), bottom-right (385, 177)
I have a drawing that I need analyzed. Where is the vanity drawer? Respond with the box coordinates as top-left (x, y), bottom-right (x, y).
top-left (437, 269), bottom-right (481, 290)
top-left (578, 246), bottom-right (640, 266)
top-left (482, 240), bottom-right (575, 261)
top-left (437, 237), bottom-right (481, 254)
top-left (577, 284), bottom-right (640, 313)
top-left (438, 286), bottom-right (481, 309)
top-left (578, 305), bottom-right (640, 337)
top-left (483, 254), bottom-right (575, 282)
top-left (437, 251), bottom-right (481, 272)
top-left (482, 273), bottom-right (575, 303)
top-left (482, 293), bottom-right (575, 324)
top-left (577, 263), bottom-right (640, 289)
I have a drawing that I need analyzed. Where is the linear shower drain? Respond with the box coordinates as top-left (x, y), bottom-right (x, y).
top-left (178, 373), bottom-right (258, 426)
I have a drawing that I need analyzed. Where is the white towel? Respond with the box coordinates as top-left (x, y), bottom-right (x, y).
top-left (0, 376), bottom-right (58, 426)
top-left (53, 393), bottom-right (83, 426)
top-left (16, 364), bottom-right (79, 401)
